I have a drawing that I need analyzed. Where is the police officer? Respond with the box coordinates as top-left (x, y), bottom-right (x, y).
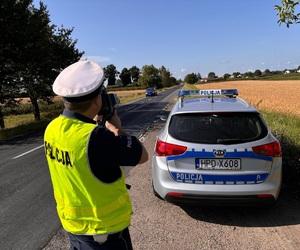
top-left (44, 60), bottom-right (148, 250)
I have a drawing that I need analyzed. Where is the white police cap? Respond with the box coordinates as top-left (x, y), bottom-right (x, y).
top-left (53, 60), bottom-right (105, 101)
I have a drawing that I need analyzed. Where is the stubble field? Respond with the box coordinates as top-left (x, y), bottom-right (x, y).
top-left (193, 80), bottom-right (300, 117)
top-left (112, 80), bottom-right (300, 117)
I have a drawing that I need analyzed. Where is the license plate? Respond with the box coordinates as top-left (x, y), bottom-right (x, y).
top-left (195, 158), bottom-right (241, 170)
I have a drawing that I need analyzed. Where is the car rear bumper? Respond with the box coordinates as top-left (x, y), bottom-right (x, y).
top-left (152, 158), bottom-right (281, 206)
top-left (164, 193), bottom-right (276, 206)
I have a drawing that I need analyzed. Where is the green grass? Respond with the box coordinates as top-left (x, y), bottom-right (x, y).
top-left (0, 100), bottom-right (64, 141)
top-left (261, 110), bottom-right (300, 194)
top-left (182, 83), bottom-right (198, 90)
top-left (261, 110), bottom-right (300, 157)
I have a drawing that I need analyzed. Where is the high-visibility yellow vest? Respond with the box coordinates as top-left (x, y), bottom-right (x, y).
top-left (44, 115), bottom-right (132, 235)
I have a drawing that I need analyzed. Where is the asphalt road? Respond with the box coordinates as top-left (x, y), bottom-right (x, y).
top-left (0, 86), bottom-right (181, 250)
top-left (0, 130), bottom-right (58, 250)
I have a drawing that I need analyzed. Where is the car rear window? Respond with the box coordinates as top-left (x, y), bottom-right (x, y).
top-left (168, 112), bottom-right (268, 144)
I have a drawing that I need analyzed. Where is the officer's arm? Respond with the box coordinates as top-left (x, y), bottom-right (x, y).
top-left (105, 114), bottom-right (126, 136)
top-left (105, 114), bottom-right (149, 164)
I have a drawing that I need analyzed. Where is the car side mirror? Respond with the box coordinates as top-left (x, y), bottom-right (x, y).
top-left (159, 115), bottom-right (168, 122)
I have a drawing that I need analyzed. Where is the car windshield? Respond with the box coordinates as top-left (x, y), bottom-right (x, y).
top-left (168, 112), bottom-right (268, 144)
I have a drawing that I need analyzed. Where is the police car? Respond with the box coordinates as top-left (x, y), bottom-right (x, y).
top-left (152, 89), bottom-right (282, 205)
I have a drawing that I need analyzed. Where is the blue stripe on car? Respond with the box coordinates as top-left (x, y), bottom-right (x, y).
top-left (170, 172), bottom-right (269, 184)
top-left (167, 148), bottom-right (272, 162)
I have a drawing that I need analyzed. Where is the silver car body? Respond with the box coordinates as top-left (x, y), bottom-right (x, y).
top-left (152, 89), bottom-right (282, 205)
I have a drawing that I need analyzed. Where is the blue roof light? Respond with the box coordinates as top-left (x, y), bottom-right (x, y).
top-left (178, 89), bottom-right (238, 98)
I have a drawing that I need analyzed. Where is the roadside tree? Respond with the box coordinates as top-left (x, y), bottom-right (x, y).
top-left (232, 72), bottom-right (241, 78)
top-left (264, 69), bottom-right (272, 76)
top-left (184, 73), bottom-right (197, 84)
top-left (196, 73), bottom-right (202, 81)
top-left (159, 66), bottom-right (174, 88)
top-left (254, 69), bottom-right (262, 77)
top-left (119, 68), bottom-right (131, 86)
top-left (104, 64), bottom-right (119, 86)
top-left (223, 73), bottom-right (230, 80)
top-left (129, 66), bottom-right (140, 83)
top-left (0, 0), bottom-right (83, 120)
top-left (275, 0), bottom-right (300, 27)
top-left (244, 71), bottom-right (254, 78)
top-left (208, 72), bottom-right (217, 78)
top-left (138, 65), bottom-right (161, 88)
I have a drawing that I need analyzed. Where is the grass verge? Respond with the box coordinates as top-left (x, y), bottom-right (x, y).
top-left (0, 100), bottom-right (64, 141)
top-left (261, 110), bottom-right (300, 197)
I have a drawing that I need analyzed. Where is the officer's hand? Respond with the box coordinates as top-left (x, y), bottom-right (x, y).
top-left (94, 114), bottom-right (103, 122)
top-left (106, 113), bottom-right (121, 129)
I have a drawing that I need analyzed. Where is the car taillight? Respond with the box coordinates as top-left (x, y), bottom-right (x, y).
top-left (167, 192), bottom-right (184, 197)
top-left (252, 141), bottom-right (282, 157)
top-left (257, 194), bottom-right (274, 198)
top-left (155, 139), bottom-right (187, 156)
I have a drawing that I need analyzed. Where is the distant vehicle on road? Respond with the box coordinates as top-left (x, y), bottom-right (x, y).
top-left (146, 87), bottom-right (157, 97)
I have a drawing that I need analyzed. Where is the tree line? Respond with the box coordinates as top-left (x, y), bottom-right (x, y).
top-left (103, 64), bottom-right (179, 89)
top-left (183, 66), bottom-right (300, 84)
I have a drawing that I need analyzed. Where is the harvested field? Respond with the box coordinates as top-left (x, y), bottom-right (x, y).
top-left (195, 80), bottom-right (300, 117)
top-left (111, 90), bottom-right (145, 103)
top-left (111, 89), bottom-right (145, 96)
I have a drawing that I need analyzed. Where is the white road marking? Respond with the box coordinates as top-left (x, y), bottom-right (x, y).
top-left (12, 144), bottom-right (44, 159)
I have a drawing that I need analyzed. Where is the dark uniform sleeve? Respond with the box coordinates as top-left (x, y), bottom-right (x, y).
top-left (87, 126), bottom-right (143, 183)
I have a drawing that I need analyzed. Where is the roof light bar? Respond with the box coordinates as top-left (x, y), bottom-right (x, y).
top-left (178, 89), bottom-right (238, 98)
top-left (221, 89), bottom-right (238, 97)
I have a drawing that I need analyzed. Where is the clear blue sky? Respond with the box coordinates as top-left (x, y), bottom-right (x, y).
top-left (33, 0), bottom-right (300, 80)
